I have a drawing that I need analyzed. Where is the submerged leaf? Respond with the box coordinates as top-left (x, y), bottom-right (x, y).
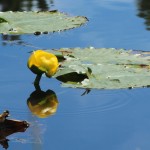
top-left (0, 11), bottom-right (88, 34)
top-left (48, 48), bottom-right (150, 89)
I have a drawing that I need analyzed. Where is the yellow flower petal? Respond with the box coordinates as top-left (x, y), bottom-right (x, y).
top-left (27, 50), bottom-right (59, 77)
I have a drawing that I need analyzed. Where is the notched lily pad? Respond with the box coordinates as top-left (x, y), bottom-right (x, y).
top-left (0, 11), bottom-right (88, 34)
top-left (47, 47), bottom-right (150, 89)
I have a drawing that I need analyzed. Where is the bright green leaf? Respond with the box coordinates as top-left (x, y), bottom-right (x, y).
top-left (48, 48), bottom-right (150, 89)
top-left (0, 11), bottom-right (88, 34)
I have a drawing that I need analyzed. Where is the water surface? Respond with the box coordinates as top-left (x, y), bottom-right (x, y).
top-left (0, 0), bottom-right (150, 150)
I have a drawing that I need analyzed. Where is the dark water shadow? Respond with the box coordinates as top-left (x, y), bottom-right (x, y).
top-left (0, 0), bottom-right (54, 11)
top-left (136, 0), bottom-right (150, 30)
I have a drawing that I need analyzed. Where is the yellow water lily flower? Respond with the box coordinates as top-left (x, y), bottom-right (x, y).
top-left (27, 50), bottom-right (59, 77)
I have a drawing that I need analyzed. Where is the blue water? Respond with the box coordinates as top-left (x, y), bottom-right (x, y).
top-left (0, 0), bottom-right (150, 150)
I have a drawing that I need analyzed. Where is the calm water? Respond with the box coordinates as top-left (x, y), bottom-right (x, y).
top-left (0, 0), bottom-right (150, 150)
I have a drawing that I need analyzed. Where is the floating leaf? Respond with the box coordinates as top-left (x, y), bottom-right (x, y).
top-left (0, 11), bottom-right (88, 34)
top-left (48, 48), bottom-right (150, 89)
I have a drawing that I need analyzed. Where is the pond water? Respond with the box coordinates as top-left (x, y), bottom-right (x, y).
top-left (0, 0), bottom-right (150, 150)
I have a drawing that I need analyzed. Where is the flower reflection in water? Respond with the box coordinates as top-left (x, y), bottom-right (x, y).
top-left (27, 86), bottom-right (59, 118)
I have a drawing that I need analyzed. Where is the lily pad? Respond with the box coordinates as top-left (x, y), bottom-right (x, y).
top-left (0, 11), bottom-right (88, 34)
top-left (48, 48), bottom-right (150, 89)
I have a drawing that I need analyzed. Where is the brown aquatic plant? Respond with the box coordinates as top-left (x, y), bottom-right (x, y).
top-left (0, 110), bottom-right (29, 149)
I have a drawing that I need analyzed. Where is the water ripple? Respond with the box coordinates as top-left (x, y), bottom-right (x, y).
top-left (58, 89), bottom-right (135, 116)
top-left (0, 89), bottom-right (136, 117)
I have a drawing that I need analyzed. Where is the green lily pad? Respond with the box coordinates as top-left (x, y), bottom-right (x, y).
top-left (48, 47), bottom-right (150, 89)
top-left (0, 11), bottom-right (88, 34)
